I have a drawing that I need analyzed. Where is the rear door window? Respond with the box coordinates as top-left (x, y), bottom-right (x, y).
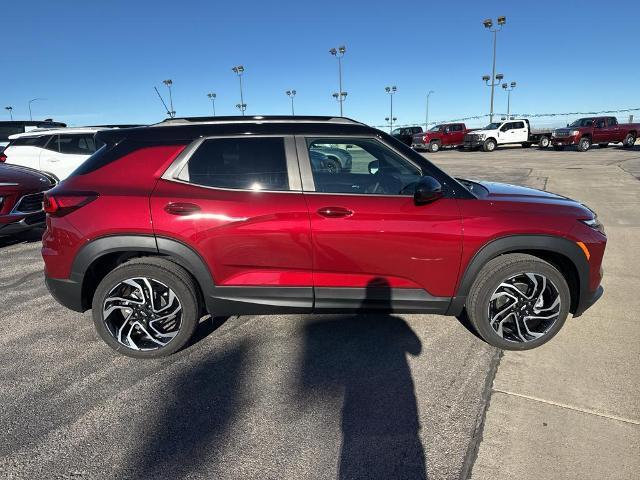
top-left (179, 137), bottom-right (290, 191)
top-left (58, 134), bottom-right (98, 155)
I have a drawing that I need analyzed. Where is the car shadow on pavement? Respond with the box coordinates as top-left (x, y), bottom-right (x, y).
top-left (299, 278), bottom-right (428, 480)
top-left (0, 228), bottom-right (44, 248)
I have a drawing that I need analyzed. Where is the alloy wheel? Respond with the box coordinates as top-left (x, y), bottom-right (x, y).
top-left (487, 272), bottom-right (561, 343)
top-left (102, 277), bottom-right (183, 351)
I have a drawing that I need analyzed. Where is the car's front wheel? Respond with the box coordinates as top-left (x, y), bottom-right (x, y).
top-left (577, 136), bottom-right (591, 152)
top-left (483, 138), bottom-right (497, 152)
top-left (466, 253), bottom-right (570, 350)
top-left (92, 257), bottom-right (200, 358)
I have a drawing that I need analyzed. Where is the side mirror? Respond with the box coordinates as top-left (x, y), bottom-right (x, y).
top-left (368, 160), bottom-right (379, 174)
top-left (414, 176), bottom-right (443, 205)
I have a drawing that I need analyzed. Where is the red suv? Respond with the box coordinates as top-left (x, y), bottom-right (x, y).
top-left (42, 116), bottom-right (606, 358)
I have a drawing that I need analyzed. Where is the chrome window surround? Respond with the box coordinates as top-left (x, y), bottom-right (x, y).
top-left (161, 135), bottom-right (303, 193)
top-left (294, 134), bottom-right (424, 196)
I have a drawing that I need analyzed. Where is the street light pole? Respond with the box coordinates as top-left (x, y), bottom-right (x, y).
top-left (482, 16), bottom-right (506, 123)
top-left (501, 81), bottom-right (516, 119)
top-left (425, 90), bottom-right (434, 130)
top-left (207, 92), bottom-right (217, 116)
top-left (232, 65), bottom-right (246, 115)
top-left (329, 45), bottom-right (346, 116)
top-left (385, 86), bottom-right (397, 133)
top-left (286, 90), bottom-right (296, 115)
top-left (28, 98), bottom-right (45, 121)
top-left (162, 80), bottom-right (175, 118)
top-left (5, 106), bottom-right (13, 120)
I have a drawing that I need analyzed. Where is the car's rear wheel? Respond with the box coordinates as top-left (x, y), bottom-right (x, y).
top-left (483, 139), bottom-right (496, 152)
top-left (466, 253), bottom-right (570, 350)
top-left (429, 141), bottom-right (440, 153)
top-left (623, 133), bottom-right (636, 148)
top-left (577, 136), bottom-right (591, 152)
top-left (538, 136), bottom-right (550, 148)
top-left (92, 257), bottom-right (200, 358)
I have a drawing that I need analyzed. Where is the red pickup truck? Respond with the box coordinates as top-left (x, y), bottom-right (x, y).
top-left (412, 123), bottom-right (470, 152)
top-left (551, 116), bottom-right (639, 151)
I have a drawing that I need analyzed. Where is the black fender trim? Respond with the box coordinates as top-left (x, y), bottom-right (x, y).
top-left (446, 235), bottom-right (590, 316)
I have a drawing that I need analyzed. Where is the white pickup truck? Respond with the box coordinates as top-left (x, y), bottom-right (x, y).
top-left (463, 119), bottom-right (552, 152)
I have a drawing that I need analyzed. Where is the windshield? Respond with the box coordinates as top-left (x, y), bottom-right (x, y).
top-left (428, 125), bottom-right (443, 132)
top-left (568, 118), bottom-right (594, 127)
top-left (391, 128), bottom-right (402, 135)
top-left (483, 122), bottom-right (502, 130)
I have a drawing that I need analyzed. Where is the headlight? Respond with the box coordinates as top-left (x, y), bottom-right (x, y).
top-left (570, 130), bottom-right (580, 136)
top-left (580, 217), bottom-right (605, 236)
top-left (478, 133), bottom-right (486, 140)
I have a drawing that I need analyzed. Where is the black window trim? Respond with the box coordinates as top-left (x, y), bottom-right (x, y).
top-left (296, 134), bottom-right (433, 197)
top-left (161, 134), bottom-right (302, 193)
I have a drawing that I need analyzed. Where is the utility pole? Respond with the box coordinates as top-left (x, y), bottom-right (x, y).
top-left (425, 90), bottom-right (434, 129)
top-left (482, 16), bottom-right (506, 122)
top-left (329, 46), bottom-right (347, 115)
top-left (385, 86), bottom-right (397, 133)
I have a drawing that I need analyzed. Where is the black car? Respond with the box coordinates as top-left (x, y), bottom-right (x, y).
top-left (392, 126), bottom-right (423, 146)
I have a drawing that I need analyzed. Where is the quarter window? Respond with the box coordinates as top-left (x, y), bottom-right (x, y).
top-left (307, 138), bottom-right (422, 195)
top-left (179, 137), bottom-right (290, 191)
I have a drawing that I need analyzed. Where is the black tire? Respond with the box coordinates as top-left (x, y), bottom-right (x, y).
top-left (521, 142), bottom-right (532, 148)
top-left (598, 143), bottom-right (608, 148)
top-left (428, 141), bottom-right (441, 153)
top-left (553, 145), bottom-right (565, 151)
top-left (577, 136), bottom-right (591, 152)
top-left (92, 257), bottom-right (201, 358)
top-left (623, 133), bottom-right (636, 148)
top-left (465, 253), bottom-right (570, 351)
top-left (482, 138), bottom-right (497, 152)
top-left (538, 136), bottom-right (550, 149)
top-left (324, 157), bottom-right (341, 173)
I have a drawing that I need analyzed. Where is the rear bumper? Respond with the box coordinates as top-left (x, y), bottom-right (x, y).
top-left (0, 212), bottom-right (45, 236)
top-left (573, 285), bottom-right (604, 317)
top-left (45, 276), bottom-right (85, 312)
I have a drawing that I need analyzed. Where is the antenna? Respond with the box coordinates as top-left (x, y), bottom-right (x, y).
top-left (154, 86), bottom-right (171, 117)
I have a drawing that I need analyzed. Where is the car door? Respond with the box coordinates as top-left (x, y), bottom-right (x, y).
top-left (592, 118), bottom-right (607, 143)
top-left (297, 135), bottom-right (463, 312)
top-left (43, 134), bottom-right (98, 180)
top-left (450, 124), bottom-right (464, 145)
top-left (510, 121), bottom-right (528, 143)
top-left (605, 117), bottom-right (622, 142)
top-left (3, 135), bottom-right (50, 170)
top-left (151, 135), bottom-right (314, 312)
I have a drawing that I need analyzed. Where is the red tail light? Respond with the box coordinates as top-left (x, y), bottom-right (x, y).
top-left (0, 153), bottom-right (6, 162)
top-left (44, 192), bottom-right (98, 216)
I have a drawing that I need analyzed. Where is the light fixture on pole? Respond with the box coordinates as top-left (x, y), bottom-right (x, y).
top-left (329, 45), bottom-right (347, 116)
top-left (483, 72), bottom-right (504, 122)
top-left (162, 80), bottom-right (175, 118)
top-left (501, 81), bottom-right (516, 119)
top-left (5, 106), bottom-right (13, 120)
top-left (232, 65), bottom-right (246, 115)
top-left (482, 15), bottom-right (506, 123)
top-left (28, 98), bottom-right (45, 121)
top-left (285, 90), bottom-right (297, 116)
top-left (425, 90), bottom-right (434, 129)
top-left (207, 92), bottom-right (217, 116)
top-left (332, 91), bottom-right (348, 110)
top-left (385, 86), bottom-right (397, 133)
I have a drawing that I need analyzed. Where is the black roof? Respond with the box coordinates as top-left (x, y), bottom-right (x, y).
top-left (96, 115), bottom-right (380, 144)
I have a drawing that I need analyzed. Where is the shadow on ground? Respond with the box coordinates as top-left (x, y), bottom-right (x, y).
top-left (0, 228), bottom-right (44, 249)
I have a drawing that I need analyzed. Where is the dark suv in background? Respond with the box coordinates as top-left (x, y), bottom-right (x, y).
top-left (42, 116), bottom-right (606, 358)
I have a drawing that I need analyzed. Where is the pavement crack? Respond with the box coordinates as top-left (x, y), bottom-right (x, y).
top-left (458, 348), bottom-right (503, 480)
top-left (492, 389), bottom-right (640, 425)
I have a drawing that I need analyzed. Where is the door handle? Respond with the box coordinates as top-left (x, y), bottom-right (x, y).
top-left (164, 202), bottom-right (201, 216)
top-left (317, 206), bottom-right (353, 218)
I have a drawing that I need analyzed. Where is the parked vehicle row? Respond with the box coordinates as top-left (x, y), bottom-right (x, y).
top-left (0, 120), bottom-right (67, 153)
top-left (41, 115), bottom-right (606, 358)
top-left (412, 123), bottom-right (470, 152)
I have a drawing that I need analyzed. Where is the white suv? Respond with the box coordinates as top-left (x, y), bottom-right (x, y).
top-left (3, 127), bottom-right (108, 181)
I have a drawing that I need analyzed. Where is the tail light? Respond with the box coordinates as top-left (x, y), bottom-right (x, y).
top-left (0, 153), bottom-right (6, 162)
top-left (44, 192), bottom-right (98, 216)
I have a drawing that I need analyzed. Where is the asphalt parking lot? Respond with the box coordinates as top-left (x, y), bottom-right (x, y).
top-left (1, 143), bottom-right (639, 480)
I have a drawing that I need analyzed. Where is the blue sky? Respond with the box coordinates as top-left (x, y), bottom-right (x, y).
top-left (3, 0), bottom-right (639, 128)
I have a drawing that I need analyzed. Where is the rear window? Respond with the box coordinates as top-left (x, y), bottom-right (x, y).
top-left (7, 135), bottom-right (50, 147)
top-left (179, 137), bottom-right (289, 191)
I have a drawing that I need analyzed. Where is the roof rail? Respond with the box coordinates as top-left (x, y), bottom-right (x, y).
top-left (153, 115), bottom-right (364, 126)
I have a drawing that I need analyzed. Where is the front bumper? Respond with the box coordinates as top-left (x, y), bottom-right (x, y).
top-left (573, 285), bottom-right (604, 317)
top-left (464, 138), bottom-right (484, 149)
top-left (0, 212), bottom-right (46, 236)
top-left (551, 135), bottom-right (578, 146)
top-left (45, 276), bottom-right (85, 312)
top-left (412, 143), bottom-right (427, 150)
